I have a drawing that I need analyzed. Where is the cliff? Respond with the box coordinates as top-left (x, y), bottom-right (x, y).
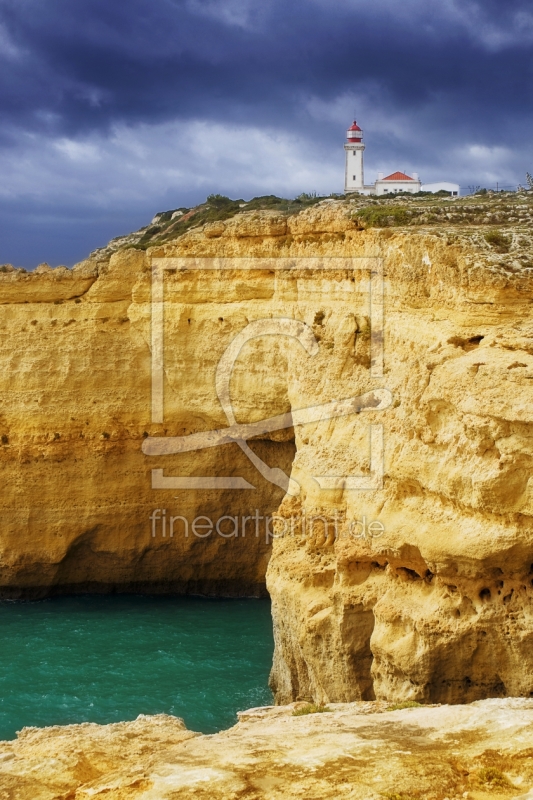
top-left (1, 191), bottom-right (533, 703)
top-left (2, 699), bottom-right (533, 798)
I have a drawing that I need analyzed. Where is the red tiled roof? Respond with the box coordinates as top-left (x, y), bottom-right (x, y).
top-left (383, 171), bottom-right (415, 181)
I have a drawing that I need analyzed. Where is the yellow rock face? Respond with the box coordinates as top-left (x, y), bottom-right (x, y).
top-left (1, 200), bottom-right (533, 703)
top-left (0, 246), bottom-right (292, 597)
top-left (2, 699), bottom-right (533, 798)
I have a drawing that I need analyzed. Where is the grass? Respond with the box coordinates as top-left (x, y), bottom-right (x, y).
top-left (356, 205), bottom-right (412, 227)
top-left (132, 194), bottom-right (299, 249)
top-left (484, 229), bottom-right (511, 252)
top-left (99, 187), bottom-right (533, 261)
top-left (387, 701), bottom-right (423, 711)
top-left (292, 703), bottom-right (333, 716)
top-left (475, 767), bottom-right (512, 789)
top-left (129, 191), bottom-right (344, 250)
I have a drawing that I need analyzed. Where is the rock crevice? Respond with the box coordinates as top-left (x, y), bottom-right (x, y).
top-left (1, 197), bottom-right (532, 702)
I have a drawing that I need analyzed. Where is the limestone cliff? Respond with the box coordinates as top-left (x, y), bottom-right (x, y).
top-left (2, 699), bottom-right (533, 798)
top-left (1, 192), bottom-right (533, 704)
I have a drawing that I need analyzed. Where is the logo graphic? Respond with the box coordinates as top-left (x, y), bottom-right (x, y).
top-left (143, 257), bottom-right (389, 494)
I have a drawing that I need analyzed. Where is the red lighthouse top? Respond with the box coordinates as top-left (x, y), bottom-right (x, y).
top-left (347, 120), bottom-right (363, 143)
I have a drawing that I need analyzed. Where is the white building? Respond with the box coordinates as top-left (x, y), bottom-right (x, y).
top-left (344, 120), bottom-right (460, 197)
top-left (375, 170), bottom-right (421, 195)
top-left (421, 181), bottom-right (460, 196)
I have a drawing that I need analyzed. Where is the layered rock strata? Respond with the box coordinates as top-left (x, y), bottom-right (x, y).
top-left (0, 245), bottom-right (295, 597)
top-left (1, 199), bottom-right (532, 704)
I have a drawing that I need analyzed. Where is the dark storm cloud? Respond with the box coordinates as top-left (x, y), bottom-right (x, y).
top-left (0, 0), bottom-right (532, 142)
top-left (1, 0), bottom-right (532, 266)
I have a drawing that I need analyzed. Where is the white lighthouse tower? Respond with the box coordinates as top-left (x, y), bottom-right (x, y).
top-left (344, 120), bottom-right (365, 193)
top-left (342, 117), bottom-right (459, 196)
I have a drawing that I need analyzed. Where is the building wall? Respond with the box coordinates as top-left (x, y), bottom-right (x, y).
top-left (421, 182), bottom-right (460, 196)
top-left (344, 145), bottom-right (365, 192)
top-left (375, 180), bottom-right (422, 196)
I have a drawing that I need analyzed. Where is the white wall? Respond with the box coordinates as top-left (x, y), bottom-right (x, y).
top-left (421, 182), bottom-right (460, 196)
top-left (344, 145), bottom-right (365, 192)
top-left (375, 180), bottom-right (422, 196)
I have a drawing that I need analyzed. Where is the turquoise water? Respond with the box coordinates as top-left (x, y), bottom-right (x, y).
top-left (0, 595), bottom-right (274, 740)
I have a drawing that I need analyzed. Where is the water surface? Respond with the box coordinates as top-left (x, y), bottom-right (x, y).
top-left (0, 595), bottom-right (273, 740)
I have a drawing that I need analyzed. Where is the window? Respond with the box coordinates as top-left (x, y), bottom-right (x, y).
top-left (353, 176), bottom-right (356, 180)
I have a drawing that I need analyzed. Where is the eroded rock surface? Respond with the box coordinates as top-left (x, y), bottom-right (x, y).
top-left (1, 194), bottom-right (532, 702)
top-left (2, 699), bottom-right (533, 798)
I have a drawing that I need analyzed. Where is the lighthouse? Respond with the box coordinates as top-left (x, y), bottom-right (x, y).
top-left (344, 120), bottom-right (365, 193)
top-left (342, 117), bottom-right (459, 196)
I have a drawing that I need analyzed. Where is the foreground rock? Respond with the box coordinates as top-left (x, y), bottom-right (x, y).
top-left (1, 699), bottom-right (533, 798)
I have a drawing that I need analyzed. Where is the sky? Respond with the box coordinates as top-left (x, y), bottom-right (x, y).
top-left (0, 0), bottom-right (532, 268)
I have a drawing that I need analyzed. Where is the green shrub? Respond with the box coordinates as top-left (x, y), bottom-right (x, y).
top-left (356, 206), bottom-right (411, 227)
top-left (292, 703), bottom-right (333, 716)
top-left (206, 194), bottom-right (237, 207)
top-left (485, 230), bottom-right (511, 252)
top-left (476, 767), bottom-right (511, 788)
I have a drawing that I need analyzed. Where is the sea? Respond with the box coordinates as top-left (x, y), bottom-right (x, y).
top-left (0, 595), bottom-right (273, 740)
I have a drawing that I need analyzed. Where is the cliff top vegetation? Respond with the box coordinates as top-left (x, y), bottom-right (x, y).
top-left (84, 187), bottom-right (533, 262)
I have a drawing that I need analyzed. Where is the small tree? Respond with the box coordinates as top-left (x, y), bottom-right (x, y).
top-left (206, 194), bottom-right (234, 207)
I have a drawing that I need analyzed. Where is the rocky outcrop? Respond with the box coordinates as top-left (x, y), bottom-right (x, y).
top-left (2, 699), bottom-right (533, 798)
top-left (1, 194), bottom-right (533, 704)
top-left (0, 245), bottom-right (293, 597)
top-left (264, 219), bottom-right (533, 706)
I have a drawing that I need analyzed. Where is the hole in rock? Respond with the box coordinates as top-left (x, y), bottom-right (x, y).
top-left (479, 588), bottom-right (491, 602)
top-left (447, 335), bottom-right (485, 352)
top-left (396, 567), bottom-right (421, 581)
